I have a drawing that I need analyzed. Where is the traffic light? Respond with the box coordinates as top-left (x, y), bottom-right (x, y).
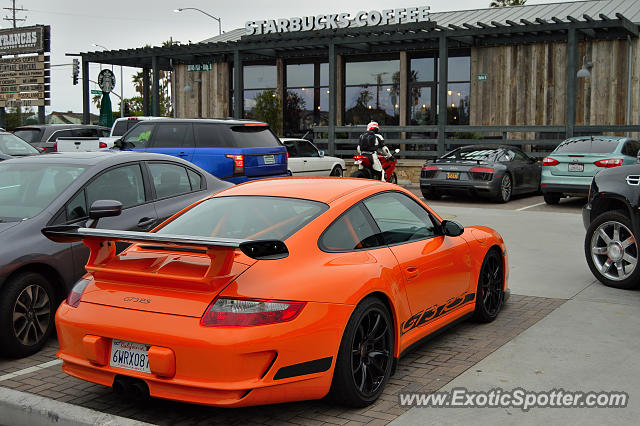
top-left (124, 102), bottom-right (130, 116)
top-left (72, 58), bottom-right (79, 85)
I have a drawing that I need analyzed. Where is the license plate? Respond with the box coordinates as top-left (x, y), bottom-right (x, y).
top-left (568, 163), bottom-right (584, 172)
top-left (263, 155), bottom-right (275, 165)
top-left (110, 339), bottom-right (150, 373)
top-left (447, 172), bottom-right (460, 180)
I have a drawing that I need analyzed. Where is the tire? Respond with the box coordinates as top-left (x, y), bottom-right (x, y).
top-left (585, 211), bottom-right (640, 289)
top-left (0, 272), bottom-right (55, 358)
top-left (421, 188), bottom-right (441, 200)
top-left (473, 249), bottom-right (505, 323)
top-left (329, 297), bottom-right (394, 407)
top-left (350, 169), bottom-right (371, 179)
top-left (494, 173), bottom-right (512, 203)
top-left (543, 192), bottom-right (561, 205)
top-left (330, 165), bottom-right (343, 177)
top-left (388, 172), bottom-right (397, 184)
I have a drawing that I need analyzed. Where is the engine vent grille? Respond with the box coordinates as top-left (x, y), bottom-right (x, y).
top-left (626, 175), bottom-right (640, 186)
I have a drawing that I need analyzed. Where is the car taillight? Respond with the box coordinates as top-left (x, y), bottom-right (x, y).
top-left (38, 147), bottom-right (46, 152)
top-left (53, 142), bottom-right (58, 152)
top-left (594, 158), bottom-right (624, 168)
top-left (422, 165), bottom-right (438, 171)
top-left (354, 155), bottom-right (366, 161)
top-left (469, 167), bottom-right (495, 173)
top-left (201, 297), bottom-right (305, 327)
top-left (542, 157), bottom-right (559, 166)
top-left (67, 278), bottom-right (90, 308)
top-left (226, 154), bottom-right (244, 175)
top-left (99, 142), bottom-right (107, 149)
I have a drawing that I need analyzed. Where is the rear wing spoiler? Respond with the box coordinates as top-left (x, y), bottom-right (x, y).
top-left (42, 225), bottom-right (289, 261)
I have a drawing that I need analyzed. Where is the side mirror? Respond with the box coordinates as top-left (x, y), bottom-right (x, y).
top-left (636, 151), bottom-right (640, 164)
top-left (318, 150), bottom-right (325, 157)
top-left (86, 200), bottom-right (122, 228)
top-left (442, 220), bottom-right (464, 237)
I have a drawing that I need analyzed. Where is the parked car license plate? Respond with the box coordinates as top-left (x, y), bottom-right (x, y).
top-left (263, 155), bottom-right (275, 165)
top-left (568, 163), bottom-right (584, 172)
top-left (110, 339), bottom-right (150, 373)
top-left (447, 172), bottom-right (460, 180)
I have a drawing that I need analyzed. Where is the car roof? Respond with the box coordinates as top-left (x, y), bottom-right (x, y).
top-left (140, 118), bottom-right (267, 126)
top-left (564, 136), bottom-right (628, 142)
top-left (215, 177), bottom-right (388, 204)
top-left (1, 150), bottom-right (195, 167)
top-left (14, 124), bottom-right (109, 129)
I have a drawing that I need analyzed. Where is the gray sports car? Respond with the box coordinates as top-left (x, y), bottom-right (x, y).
top-left (420, 145), bottom-right (541, 203)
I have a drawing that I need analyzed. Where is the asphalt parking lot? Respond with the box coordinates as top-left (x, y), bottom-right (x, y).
top-left (2, 190), bottom-right (638, 425)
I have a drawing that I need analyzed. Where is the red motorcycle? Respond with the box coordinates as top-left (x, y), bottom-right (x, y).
top-left (351, 149), bottom-right (400, 183)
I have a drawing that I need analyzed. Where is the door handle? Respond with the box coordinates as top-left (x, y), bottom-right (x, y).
top-left (406, 266), bottom-right (419, 280)
top-left (137, 217), bottom-right (156, 228)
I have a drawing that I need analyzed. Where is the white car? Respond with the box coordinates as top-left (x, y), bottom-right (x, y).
top-left (281, 138), bottom-right (345, 177)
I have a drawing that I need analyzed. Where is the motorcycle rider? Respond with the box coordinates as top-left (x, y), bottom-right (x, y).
top-left (357, 121), bottom-right (393, 181)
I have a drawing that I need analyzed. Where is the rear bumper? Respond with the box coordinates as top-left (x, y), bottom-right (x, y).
top-left (541, 183), bottom-right (589, 196)
top-left (420, 178), bottom-right (499, 194)
top-left (55, 300), bottom-right (352, 407)
top-left (226, 173), bottom-right (290, 184)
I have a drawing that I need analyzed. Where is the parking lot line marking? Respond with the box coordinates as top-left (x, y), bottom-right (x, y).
top-left (516, 202), bottom-right (547, 211)
top-left (0, 359), bottom-right (62, 382)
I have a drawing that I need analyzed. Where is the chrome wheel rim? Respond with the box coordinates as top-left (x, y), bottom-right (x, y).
top-left (501, 175), bottom-right (512, 201)
top-left (351, 309), bottom-right (391, 397)
top-left (13, 284), bottom-right (51, 346)
top-left (591, 220), bottom-right (638, 281)
top-left (481, 254), bottom-right (503, 316)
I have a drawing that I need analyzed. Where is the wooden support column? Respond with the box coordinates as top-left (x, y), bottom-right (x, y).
top-left (142, 67), bottom-right (150, 116)
top-left (82, 59), bottom-right (90, 124)
top-left (328, 41), bottom-right (337, 155)
top-left (233, 49), bottom-right (243, 119)
top-left (438, 33), bottom-right (448, 156)
top-left (566, 26), bottom-right (577, 138)
top-left (152, 56), bottom-right (160, 116)
top-left (336, 54), bottom-right (343, 126)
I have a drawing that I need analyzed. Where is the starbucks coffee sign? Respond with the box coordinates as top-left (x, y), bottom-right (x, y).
top-left (245, 6), bottom-right (430, 35)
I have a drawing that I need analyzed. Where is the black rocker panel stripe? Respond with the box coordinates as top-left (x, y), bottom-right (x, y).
top-left (273, 356), bottom-right (333, 380)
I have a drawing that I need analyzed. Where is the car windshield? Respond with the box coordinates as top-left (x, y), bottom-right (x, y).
top-left (554, 139), bottom-right (618, 154)
top-left (0, 133), bottom-right (39, 156)
top-left (157, 196), bottom-right (328, 240)
top-left (112, 120), bottom-right (139, 136)
top-left (441, 148), bottom-right (500, 161)
top-left (12, 128), bottom-right (42, 143)
top-left (0, 163), bottom-right (86, 221)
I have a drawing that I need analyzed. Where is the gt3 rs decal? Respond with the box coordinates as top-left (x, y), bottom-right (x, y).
top-left (401, 292), bottom-right (476, 335)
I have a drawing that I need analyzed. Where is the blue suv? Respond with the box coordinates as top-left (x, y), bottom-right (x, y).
top-left (117, 119), bottom-right (288, 184)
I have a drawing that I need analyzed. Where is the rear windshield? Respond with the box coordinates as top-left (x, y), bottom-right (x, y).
top-left (229, 126), bottom-right (282, 148)
top-left (441, 148), bottom-right (500, 161)
top-left (13, 128), bottom-right (42, 143)
top-left (157, 196), bottom-right (328, 241)
top-left (554, 139), bottom-right (618, 154)
top-left (112, 120), bottom-right (139, 136)
top-left (0, 133), bottom-right (39, 156)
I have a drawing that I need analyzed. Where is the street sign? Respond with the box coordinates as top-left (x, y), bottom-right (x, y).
top-left (187, 63), bottom-right (212, 72)
top-left (477, 74), bottom-right (488, 81)
top-left (91, 89), bottom-right (102, 95)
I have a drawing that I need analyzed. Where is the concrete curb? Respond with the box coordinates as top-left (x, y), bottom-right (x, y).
top-left (0, 387), bottom-right (152, 426)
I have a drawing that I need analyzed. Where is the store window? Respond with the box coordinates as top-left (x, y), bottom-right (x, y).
top-left (447, 56), bottom-right (470, 126)
top-left (243, 65), bottom-right (277, 122)
top-left (284, 62), bottom-right (329, 137)
top-left (344, 59), bottom-right (400, 126)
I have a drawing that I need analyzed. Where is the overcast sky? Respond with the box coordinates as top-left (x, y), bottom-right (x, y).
top-left (12, 0), bottom-right (572, 115)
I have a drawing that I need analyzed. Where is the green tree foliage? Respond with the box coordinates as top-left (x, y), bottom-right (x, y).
top-left (250, 89), bottom-right (281, 132)
top-left (490, 0), bottom-right (527, 7)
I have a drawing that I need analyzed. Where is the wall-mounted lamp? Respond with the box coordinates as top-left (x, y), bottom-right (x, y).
top-left (577, 56), bottom-right (593, 78)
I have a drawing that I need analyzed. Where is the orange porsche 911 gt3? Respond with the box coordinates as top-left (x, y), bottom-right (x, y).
top-left (43, 178), bottom-right (509, 408)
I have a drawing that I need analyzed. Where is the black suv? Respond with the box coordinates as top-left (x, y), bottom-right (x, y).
top-left (583, 162), bottom-right (640, 289)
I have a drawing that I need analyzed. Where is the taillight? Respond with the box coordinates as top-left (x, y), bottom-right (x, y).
top-left (53, 142), bottom-right (58, 152)
top-left (542, 157), bottom-right (559, 166)
top-left (226, 154), bottom-right (244, 175)
top-left (99, 142), bottom-right (107, 149)
top-left (422, 165), bottom-right (438, 171)
top-left (469, 167), bottom-right (495, 173)
top-left (39, 147), bottom-right (46, 152)
top-left (594, 158), bottom-right (624, 168)
top-left (201, 297), bottom-right (305, 327)
top-left (353, 155), bottom-right (366, 161)
top-left (66, 278), bottom-right (90, 308)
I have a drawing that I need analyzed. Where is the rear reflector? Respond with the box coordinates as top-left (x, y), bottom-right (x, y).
top-left (594, 158), bottom-right (624, 168)
top-left (422, 165), bottom-right (438, 171)
top-left (542, 157), bottom-right (559, 166)
top-left (201, 297), bottom-right (305, 327)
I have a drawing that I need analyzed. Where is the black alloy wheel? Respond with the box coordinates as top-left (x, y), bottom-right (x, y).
top-left (329, 297), bottom-right (394, 407)
top-left (473, 249), bottom-right (505, 322)
top-left (495, 173), bottom-right (512, 203)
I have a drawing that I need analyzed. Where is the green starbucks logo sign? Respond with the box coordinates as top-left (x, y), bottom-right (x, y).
top-left (97, 69), bottom-right (116, 93)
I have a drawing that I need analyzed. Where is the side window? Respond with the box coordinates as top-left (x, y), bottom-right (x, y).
top-left (151, 124), bottom-right (191, 148)
top-left (284, 141), bottom-right (297, 157)
top-left (623, 140), bottom-right (640, 157)
top-left (66, 190), bottom-right (87, 222)
top-left (148, 163), bottom-right (192, 199)
top-left (510, 149), bottom-right (527, 161)
top-left (187, 169), bottom-right (203, 190)
top-left (49, 129), bottom-right (74, 141)
top-left (123, 123), bottom-right (155, 148)
top-left (99, 128), bottom-right (111, 137)
top-left (86, 164), bottom-right (146, 209)
top-left (194, 124), bottom-right (229, 148)
top-left (363, 192), bottom-right (438, 245)
top-left (320, 204), bottom-right (382, 251)
top-left (297, 141), bottom-right (317, 157)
